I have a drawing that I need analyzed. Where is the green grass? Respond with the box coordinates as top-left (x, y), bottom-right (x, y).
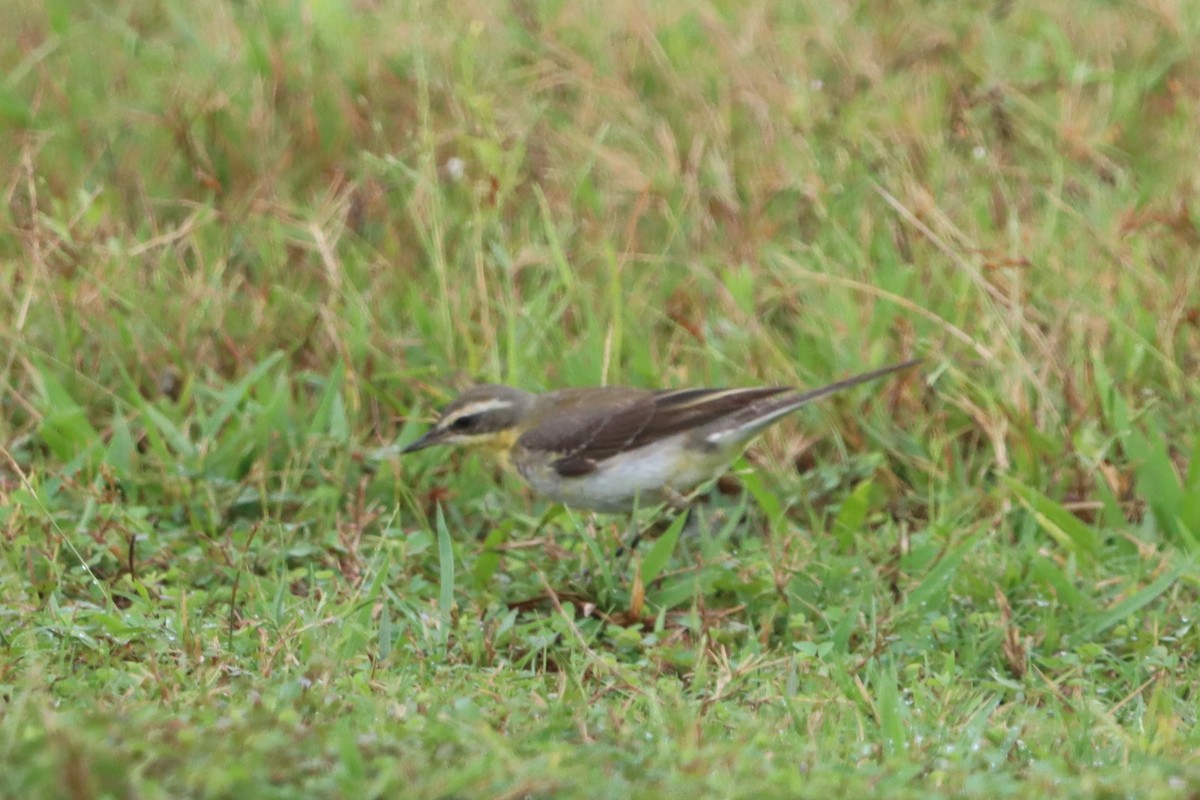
top-left (3, 0), bottom-right (1200, 796)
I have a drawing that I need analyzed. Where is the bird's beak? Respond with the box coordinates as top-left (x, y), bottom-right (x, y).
top-left (401, 428), bottom-right (444, 454)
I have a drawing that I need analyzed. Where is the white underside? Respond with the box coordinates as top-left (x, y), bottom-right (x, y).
top-left (516, 433), bottom-right (741, 513)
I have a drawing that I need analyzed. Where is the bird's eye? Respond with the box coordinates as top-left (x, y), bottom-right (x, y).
top-left (450, 414), bottom-right (476, 431)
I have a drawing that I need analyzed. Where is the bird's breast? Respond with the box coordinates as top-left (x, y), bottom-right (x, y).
top-left (514, 435), bottom-right (739, 512)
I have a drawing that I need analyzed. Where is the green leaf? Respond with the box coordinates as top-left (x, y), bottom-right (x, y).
top-left (1176, 433), bottom-right (1200, 547)
top-left (640, 511), bottom-right (688, 585)
top-left (739, 469), bottom-right (783, 525)
top-left (831, 598), bottom-right (860, 653)
top-left (378, 599), bottom-right (393, 660)
top-left (871, 660), bottom-right (907, 758)
top-left (138, 402), bottom-right (198, 463)
top-left (0, 83), bottom-right (32, 127)
top-left (1002, 475), bottom-right (1100, 559)
top-left (312, 361), bottom-right (349, 441)
top-left (833, 478), bottom-right (874, 552)
top-left (201, 351), bottom-right (285, 440)
top-left (1121, 415), bottom-right (1185, 541)
top-left (105, 410), bottom-right (136, 474)
top-left (648, 573), bottom-right (707, 610)
top-left (361, 551), bottom-right (391, 605)
top-left (904, 531), bottom-right (975, 612)
top-left (32, 368), bottom-right (100, 463)
top-left (1075, 561), bottom-right (1191, 641)
top-left (1028, 555), bottom-right (1094, 611)
top-left (473, 524), bottom-right (510, 588)
top-left (436, 505), bottom-right (455, 617)
top-left (1091, 353), bottom-right (1120, 428)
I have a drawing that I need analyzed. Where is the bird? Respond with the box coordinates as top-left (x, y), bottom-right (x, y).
top-left (401, 358), bottom-right (920, 513)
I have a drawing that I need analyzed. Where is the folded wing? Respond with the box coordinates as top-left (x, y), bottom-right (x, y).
top-left (518, 386), bottom-right (791, 477)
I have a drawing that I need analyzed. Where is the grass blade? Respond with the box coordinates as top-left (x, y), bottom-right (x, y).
top-left (833, 479), bottom-right (874, 552)
top-left (200, 351), bottom-right (285, 440)
top-left (1180, 434), bottom-right (1200, 542)
top-left (1075, 561), bottom-right (1191, 641)
top-left (640, 511), bottom-right (688, 585)
top-left (1002, 476), bottom-right (1100, 559)
top-left (903, 531), bottom-right (975, 612)
top-left (436, 505), bottom-right (455, 617)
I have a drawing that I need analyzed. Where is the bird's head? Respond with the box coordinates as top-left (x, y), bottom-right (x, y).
top-left (401, 385), bottom-right (535, 456)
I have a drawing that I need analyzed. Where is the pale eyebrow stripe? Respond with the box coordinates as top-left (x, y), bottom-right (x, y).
top-left (440, 398), bottom-right (514, 427)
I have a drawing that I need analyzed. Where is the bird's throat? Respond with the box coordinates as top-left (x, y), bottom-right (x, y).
top-left (471, 428), bottom-right (520, 470)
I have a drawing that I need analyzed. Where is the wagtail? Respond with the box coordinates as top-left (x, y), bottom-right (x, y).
top-left (402, 359), bottom-right (920, 512)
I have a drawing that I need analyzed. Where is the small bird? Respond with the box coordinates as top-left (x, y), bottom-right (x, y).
top-left (402, 359), bottom-right (920, 513)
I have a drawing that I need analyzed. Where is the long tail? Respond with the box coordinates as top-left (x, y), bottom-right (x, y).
top-left (707, 357), bottom-right (922, 445)
top-left (786, 357), bottom-right (922, 408)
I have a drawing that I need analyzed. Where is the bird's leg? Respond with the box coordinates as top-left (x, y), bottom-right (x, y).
top-left (662, 486), bottom-right (693, 512)
top-left (618, 488), bottom-right (694, 556)
top-left (614, 517), bottom-right (643, 559)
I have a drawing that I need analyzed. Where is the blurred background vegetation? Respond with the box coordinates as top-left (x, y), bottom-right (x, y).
top-left (1, 0), bottom-right (1199, 796)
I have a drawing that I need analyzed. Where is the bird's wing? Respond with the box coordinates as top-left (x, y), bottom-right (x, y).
top-left (517, 386), bottom-right (791, 478)
top-left (517, 360), bottom-right (923, 479)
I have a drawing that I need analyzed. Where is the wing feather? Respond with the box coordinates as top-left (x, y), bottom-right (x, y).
top-left (514, 359), bottom-right (922, 480)
top-left (516, 386), bottom-right (791, 478)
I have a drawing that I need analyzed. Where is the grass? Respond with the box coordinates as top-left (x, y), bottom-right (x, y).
top-left (2, 0), bottom-right (1200, 796)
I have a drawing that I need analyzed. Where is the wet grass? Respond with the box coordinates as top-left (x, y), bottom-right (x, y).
top-left (2, 0), bottom-right (1200, 796)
